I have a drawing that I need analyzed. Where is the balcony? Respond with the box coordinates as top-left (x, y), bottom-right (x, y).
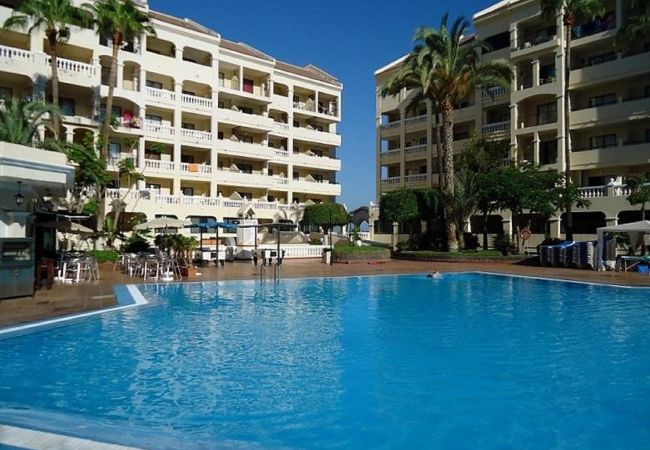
top-left (144, 159), bottom-right (175, 173)
top-left (180, 128), bottom-right (212, 145)
top-left (291, 178), bottom-right (340, 195)
top-left (181, 93), bottom-right (212, 110)
top-left (380, 177), bottom-right (401, 187)
top-left (482, 120), bottom-right (511, 135)
top-left (404, 174), bottom-right (428, 187)
top-left (179, 162), bottom-right (212, 177)
top-left (217, 108), bottom-right (275, 131)
top-left (482, 86), bottom-right (509, 104)
top-left (47, 55), bottom-right (97, 78)
top-left (572, 140), bottom-right (650, 170)
top-left (144, 122), bottom-right (175, 139)
top-left (404, 115), bottom-right (427, 128)
top-left (291, 152), bottom-right (341, 171)
top-left (216, 169), bottom-right (288, 189)
top-left (293, 100), bottom-right (339, 120)
top-left (218, 138), bottom-right (275, 160)
top-left (570, 51), bottom-right (650, 88)
top-left (292, 126), bottom-right (341, 147)
top-left (511, 34), bottom-right (558, 59)
top-left (218, 78), bottom-right (271, 103)
top-left (570, 96), bottom-right (650, 129)
top-left (380, 149), bottom-right (402, 161)
top-left (379, 120), bottom-right (401, 136)
top-left (272, 121), bottom-right (291, 134)
top-left (404, 144), bottom-right (427, 157)
top-left (145, 86), bottom-right (176, 105)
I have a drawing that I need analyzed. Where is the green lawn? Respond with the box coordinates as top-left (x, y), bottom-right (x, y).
top-left (88, 249), bottom-right (119, 263)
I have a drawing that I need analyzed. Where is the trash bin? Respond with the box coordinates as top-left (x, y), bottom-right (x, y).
top-left (322, 248), bottom-right (331, 264)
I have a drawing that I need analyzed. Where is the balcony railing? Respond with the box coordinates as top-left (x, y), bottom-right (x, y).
top-left (48, 56), bottom-right (96, 76)
top-left (405, 174), bottom-right (428, 183)
top-left (482, 86), bottom-right (508, 99)
top-left (381, 149), bottom-right (402, 158)
top-left (144, 159), bottom-right (175, 171)
top-left (181, 93), bottom-right (212, 109)
top-left (404, 144), bottom-right (427, 155)
top-left (404, 115), bottom-right (427, 126)
top-left (180, 128), bottom-right (212, 143)
top-left (482, 121), bottom-right (511, 134)
top-left (145, 86), bottom-right (175, 103)
top-left (380, 121), bottom-right (401, 130)
top-left (578, 185), bottom-right (607, 198)
top-left (380, 177), bottom-right (401, 186)
top-left (0, 45), bottom-right (33, 61)
top-left (179, 162), bottom-right (212, 175)
top-left (144, 122), bottom-right (175, 138)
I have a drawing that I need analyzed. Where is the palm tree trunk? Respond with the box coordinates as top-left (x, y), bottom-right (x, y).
top-left (564, 22), bottom-right (574, 241)
top-left (482, 209), bottom-right (489, 250)
top-left (101, 40), bottom-right (120, 159)
top-left (47, 31), bottom-right (60, 140)
top-left (440, 99), bottom-right (458, 252)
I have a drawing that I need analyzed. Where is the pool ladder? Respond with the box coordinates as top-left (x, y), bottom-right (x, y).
top-left (259, 261), bottom-right (281, 282)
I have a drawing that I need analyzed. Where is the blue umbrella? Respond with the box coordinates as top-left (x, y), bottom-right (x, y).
top-left (184, 220), bottom-right (237, 266)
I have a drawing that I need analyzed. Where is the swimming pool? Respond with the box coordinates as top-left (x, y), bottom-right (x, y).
top-left (0, 273), bottom-right (648, 449)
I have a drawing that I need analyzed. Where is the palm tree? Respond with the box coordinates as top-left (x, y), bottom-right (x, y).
top-left (3, 0), bottom-right (86, 139)
top-left (616, 0), bottom-right (650, 48)
top-left (0, 96), bottom-right (62, 146)
top-left (381, 14), bottom-right (511, 251)
top-left (540, 0), bottom-right (603, 241)
top-left (83, 0), bottom-right (154, 159)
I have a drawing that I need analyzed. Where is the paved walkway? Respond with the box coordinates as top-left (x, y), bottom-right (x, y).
top-left (1, 259), bottom-right (648, 328)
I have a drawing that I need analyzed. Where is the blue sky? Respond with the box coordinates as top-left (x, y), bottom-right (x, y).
top-left (152, 0), bottom-right (494, 209)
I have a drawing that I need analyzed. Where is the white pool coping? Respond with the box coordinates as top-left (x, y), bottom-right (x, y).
top-left (0, 424), bottom-right (142, 450)
top-left (0, 284), bottom-right (148, 339)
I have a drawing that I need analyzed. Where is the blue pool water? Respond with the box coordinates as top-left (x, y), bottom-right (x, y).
top-left (0, 273), bottom-right (649, 449)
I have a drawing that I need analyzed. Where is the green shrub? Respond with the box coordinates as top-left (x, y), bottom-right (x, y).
top-left (88, 249), bottom-right (119, 263)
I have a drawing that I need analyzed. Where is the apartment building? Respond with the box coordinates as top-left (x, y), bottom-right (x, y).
top-left (0, 0), bottom-right (342, 232)
top-left (375, 0), bottom-right (649, 239)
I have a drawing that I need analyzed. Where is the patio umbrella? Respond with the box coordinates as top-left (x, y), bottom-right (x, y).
top-left (134, 217), bottom-right (186, 232)
top-left (39, 220), bottom-right (93, 234)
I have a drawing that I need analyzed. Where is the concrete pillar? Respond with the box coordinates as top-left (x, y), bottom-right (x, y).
top-left (532, 59), bottom-right (540, 87)
top-left (116, 62), bottom-right (124, 89)
top-left (137, 135), bottom-right (145, 171)
top-left (426, 101), bottom-right (433, 183)
top-left (509, 103), bottom-right (518, 162)
top-left (616, 0), bottom-right (623, 29)
top-left (239, 66), bottom-right (244, 91)
top-left (368, 220), bottom-right (375, 241)
top-left (548, 217), bottom-right (561, 239)
top-left (509, 22), bottom-right (518, 50)
top-left (176, 47), bottom-right (183, 61)
top-left (605, 216), bottom-right (618, 227)
top-left (502, 217), bottom-right (513, 236)
top-left (138, 66), bottom-right (146, 92)
top-left (391, 221), bottom-right (399, 251)
top-left (533, 131), bottom-right (540, 165)
top-left (64, 127), bottom-right (74, 143)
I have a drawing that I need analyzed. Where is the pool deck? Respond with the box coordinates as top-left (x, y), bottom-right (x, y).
top-left (1, 259), bottom-right (649, 329)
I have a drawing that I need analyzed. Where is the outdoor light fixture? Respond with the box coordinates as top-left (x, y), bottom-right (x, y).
top-left (42, 189), bottom-right (54, 211)
top-left (14, 181), bottom-right (24, 207)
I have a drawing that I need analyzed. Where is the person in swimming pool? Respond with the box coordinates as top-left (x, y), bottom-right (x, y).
top-left (426, 271), bottom-right (441, 279)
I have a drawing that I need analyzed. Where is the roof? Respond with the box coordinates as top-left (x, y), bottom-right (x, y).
top-left (374, 33), bottom-right (476, 77)
top-left (149, 11), bottom-right (340, 86)
top-left (473, 0), bottom-right (525, 21)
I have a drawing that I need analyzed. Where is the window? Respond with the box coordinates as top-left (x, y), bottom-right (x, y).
top-left (218, 72), bottom-right (225, 86)
top-left (540, 140), bottom-right (558, 165)
top-left (146, 80), bottom-right (162, 89)
top-left (0, 87), bottom-right (12, 100)
top-left (540, 64), bottom-right (555, 83)
top-left (588, 175), bottom-right (613, 186)
top-left (645, 129), bottom-right (650, 143)
top-left (238, 164), bottom-right (253, 174)
top-left (146, 183), bottom-right (161, 193)
top-left (589, 93), bottom-right (616, 107)
top-left (243, 79), bottom-right (254, 93)
top-left (419, 137), bottom-right (427, 145)
top-left (590, 134), bottom-right (617, 149)
top-left (483, 31), bottom-right (510, 53)
top-left (268, 168), bottom-right (273, 176)
top-left (145, 114), bottom-right (162, 125)
top-left (217, 131), bottom-right (224, 140)
top-left (59, 97), bottom-right (75, 116)
top-left (181, 187), bottom-right (194, 196)
top-left (537, 102), bottom-right (557, 125)
top-left (587, 52), bottom-right (616, 66)
top-left (454, 131), bottom-right (470, 141)
top-left (182, 56), bottom-right (196, 64)
top-left (293, 171), bottom-right (299, 180)
top-left (218, 101), bottom-right (224, 108)
top-left (108, 142), bottom-right (121, 159)
top-left (419, 166), bottom-right (427, 174)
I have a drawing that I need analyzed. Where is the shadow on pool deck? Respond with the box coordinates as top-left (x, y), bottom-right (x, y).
top-left (1, 259), bottom-right (648, 328)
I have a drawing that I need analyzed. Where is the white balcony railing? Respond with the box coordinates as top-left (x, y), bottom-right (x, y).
top-left (405, 174), bottom-right (428, 183)
top-left (180, 128), bottom-right (212, 143)
top-left (49, 56), bottom-right (96, 76)
top-left (181, 93), bottom-right (212, 109)
top-left (179, 162), bottom-right (212, 175)
top-left (404, 115), bottom-right (427, 126)
top-left (381, 149), bottom-right (402, 158)
top-left (578, 185), bottom-right (607, 198)
top-left (0, 45), bottom-right (33, 61)
top-left (380, 177), bottom-right (401, 186)
top-left (145, 86), bottom-right (175, 103)
top-left (482, 121), bottom-right (511, 134)
top-left (144, 159), bottom-right (175, 171)
top-left (380, 121), bottom-right (401, 130)
top-left (482, 86), bottom-right (508, 99)
top-left (144, 122), bottom-right (175, 138)
top-left (404, 144), bottom-right (427, 155)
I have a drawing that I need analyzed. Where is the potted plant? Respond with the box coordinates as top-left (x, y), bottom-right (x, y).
top-left (350, 224), bottom-right (362, 247)
top-left (176, 236), bottom-right (199, 277)
top-left (146, 142), bottom-right (165, 160)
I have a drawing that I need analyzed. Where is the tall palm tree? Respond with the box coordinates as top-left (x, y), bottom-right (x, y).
top-left (540, 0), bottom-right (603, 240)
top-left (381, 14), bottom-right (511, 252)
top-left (83, 0), bottom-right (154, 159)
top-left (616, 0), bottom-right (650, 48)
top-left (3, 0), bottom-right (86, 139)
top-left (0, 96), bottom-right (62, 146)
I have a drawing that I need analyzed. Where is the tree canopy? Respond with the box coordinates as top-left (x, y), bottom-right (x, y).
top-left (302, 203), bottom-right (348, 231)
top-left (379, 190), bottom-right (419, 224)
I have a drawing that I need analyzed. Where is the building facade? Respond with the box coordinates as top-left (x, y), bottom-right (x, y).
top-left (375, 0), bottom-right (649, 241)
top-left (0, 0), bottom-right (342, 231)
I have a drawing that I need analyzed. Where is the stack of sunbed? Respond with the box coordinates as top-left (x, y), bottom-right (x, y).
top-left (559, 242), bottom-right (577, 267)
top-left (573, 241), bottom-right (597, 269)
